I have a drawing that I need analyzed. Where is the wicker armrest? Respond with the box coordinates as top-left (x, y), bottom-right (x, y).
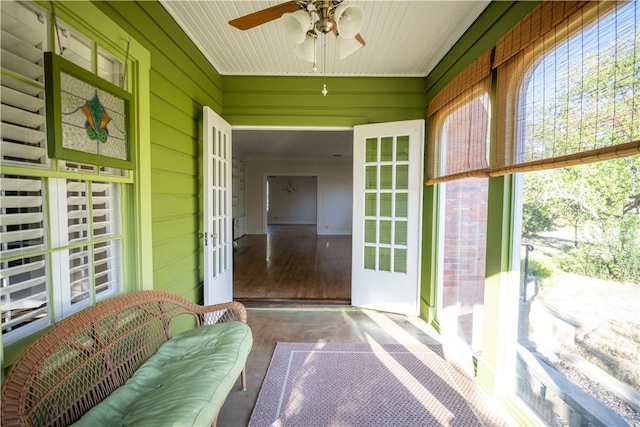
top-left (195, 301), bottom-right (248, 325)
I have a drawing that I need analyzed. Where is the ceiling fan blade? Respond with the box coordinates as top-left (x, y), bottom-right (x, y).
top-left (229, 2), bottom-right (301, 31)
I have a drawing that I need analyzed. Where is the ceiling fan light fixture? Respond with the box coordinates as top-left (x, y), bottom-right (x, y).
top-left (281, 10), bottom-right (311, 44)
top-left (334, 4), bottom-right (364, 39)
top-left (293, 31), bottom-right (317, 63)
top-left (337, 35), bottom-right (363, 60)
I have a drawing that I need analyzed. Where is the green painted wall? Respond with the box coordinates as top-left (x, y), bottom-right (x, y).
top-left (224, 76), bottom-right (426, 127)
top-left (93, 1), bottom-right (221, 302)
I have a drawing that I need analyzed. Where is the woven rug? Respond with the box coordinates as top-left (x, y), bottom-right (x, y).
top-left (249, 342), bottom-right (511, 427)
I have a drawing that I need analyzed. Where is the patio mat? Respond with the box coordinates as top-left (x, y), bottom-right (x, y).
top-left (249, 342), bottom-right (511, 426)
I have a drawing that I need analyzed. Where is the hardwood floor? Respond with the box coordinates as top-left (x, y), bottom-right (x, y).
top-left (233, 224), bottom-right (351, 301)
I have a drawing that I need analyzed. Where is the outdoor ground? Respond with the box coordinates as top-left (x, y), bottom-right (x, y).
top-left (524, 231), bottom-right (640, 425)
top-left (525, 231), bottom-right (640, 392)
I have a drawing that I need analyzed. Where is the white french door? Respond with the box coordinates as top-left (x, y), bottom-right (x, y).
top-left (203, 106), bottom-right (233, 305)
top-left (351, 120), bottom-right (424, 316)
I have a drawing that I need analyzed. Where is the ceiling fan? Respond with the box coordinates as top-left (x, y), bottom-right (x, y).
top-left (229, 1), bottom-right (366, 62)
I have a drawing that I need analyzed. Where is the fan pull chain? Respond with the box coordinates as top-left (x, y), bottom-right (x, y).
top-left (312, 33), bottom-right (318, 73)
top-left (322, 36), bottom-right (328, 96)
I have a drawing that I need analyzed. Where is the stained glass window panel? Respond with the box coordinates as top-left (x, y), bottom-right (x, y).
top-left (60, 72), bottom-right (127, 160)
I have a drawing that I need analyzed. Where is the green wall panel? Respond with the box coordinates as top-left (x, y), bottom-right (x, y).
top-left (151, 195), bottom-right (198, 221)
top-left (152, 172), bottom-right (198, 195)
top-left (93, 1), bottom-right (217, 302)
top-left (223, 76), bottom-right (426, 127)
top-left (153, 234), bottom-right (198, 265)
top-left (151, 146), bottom-right (198, 175)
top-left (150, 120), bottom-right (199, 156)
top-left (153, 257), bottom-right (200, 291)
top-left (150, 94), bottom-right (198, 137)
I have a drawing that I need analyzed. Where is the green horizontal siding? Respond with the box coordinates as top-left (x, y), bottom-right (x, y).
top-left (151, 195), bottom-right (199, 220)
top-left (153, 232), bottom-right (199, 265)
top-left (223, 76), bottom-right (426, 127)
top-left (94, 1), bottom-right (219, 302)
top-left (150, 120), bottom-right (199, 156)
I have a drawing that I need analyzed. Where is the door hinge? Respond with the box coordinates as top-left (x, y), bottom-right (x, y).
top-left (199, 232), bottom-right (207, 246)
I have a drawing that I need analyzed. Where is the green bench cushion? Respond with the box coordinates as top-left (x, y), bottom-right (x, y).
top-left (72, 321), bottom-right (252, 427)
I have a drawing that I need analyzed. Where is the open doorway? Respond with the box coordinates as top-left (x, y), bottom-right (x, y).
top-left (231, 128), bottom-right (353, 304)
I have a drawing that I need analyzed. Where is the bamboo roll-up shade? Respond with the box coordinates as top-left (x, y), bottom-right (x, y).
top-left (426, 168), bottom-right (491, 186)
top-left (428, 50), bottom-right (492, 116)
top-left (493, 1), bottom-right (587, 68)
top-left (426, 50), bottom-right (493, 185)
top-left (427, 78), bottom-right (491, 185)
top-left (489, 139), bottom-right (640, 177)
top-left (494, 0), bottom-right (640, 173)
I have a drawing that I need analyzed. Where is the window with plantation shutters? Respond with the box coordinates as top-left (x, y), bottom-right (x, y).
top-left (1, 1), bottom-right (48, 166)
top-left (1, 0), bottom-right (130, 344)
top-left (50, 179), bottom-right (122, 317)
top-left (0, 175), bottom-right (49, 336)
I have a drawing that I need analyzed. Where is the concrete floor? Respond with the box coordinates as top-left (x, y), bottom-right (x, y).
top-left (216, 306), bottom-right (441, 427)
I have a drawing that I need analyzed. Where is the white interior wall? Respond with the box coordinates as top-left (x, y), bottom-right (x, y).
top-left (268, 176), bottom-right (317, 225)
top-left (245, 159), bottom-right (352, 235)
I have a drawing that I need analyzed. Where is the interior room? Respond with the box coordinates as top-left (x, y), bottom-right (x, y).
top-left (1, 1), bottom-right (638, 426)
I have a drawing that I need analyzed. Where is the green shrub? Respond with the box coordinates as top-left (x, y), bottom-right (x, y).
top-left (522, 202), bottom-right (554, 236)
top-left (527, 258), bottom-right (556, 288)
top-left (558, 244), bottom-right (640, 283)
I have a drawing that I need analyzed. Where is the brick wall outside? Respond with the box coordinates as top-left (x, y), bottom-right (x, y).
top-left (441, 178), bottom-right (489, 345)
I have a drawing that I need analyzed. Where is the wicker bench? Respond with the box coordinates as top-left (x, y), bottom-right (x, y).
top-left (1, 290), bottom-right (253, 427)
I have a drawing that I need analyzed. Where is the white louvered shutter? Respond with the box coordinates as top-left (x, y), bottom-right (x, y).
top-left (0, 176), bottom-right (49, 335)
top-left (92, 182), bottom-right (121, 298)
top-left (1, 1), bottom-right (48, 166)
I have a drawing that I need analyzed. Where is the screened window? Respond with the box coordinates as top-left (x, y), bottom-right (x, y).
top-left (500, 1), bottom-right (640, 425)
top-left (1, 0), bottom-right (130, 345)
top-left (494, 1), bottom-right (640, 174)
top-left (437, 178), bottom-right (488, 353)
top-left (427, 50), bottom-right (492, 184)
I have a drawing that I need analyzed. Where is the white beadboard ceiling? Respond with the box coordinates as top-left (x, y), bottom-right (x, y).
top-left (159, 1), bottom-right (489, 160)
top-left (159, 1), bottom-right (490, 77)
